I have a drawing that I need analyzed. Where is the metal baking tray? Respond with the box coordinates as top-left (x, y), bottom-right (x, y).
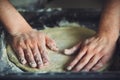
top-left (0, 8), bottom-right (120, 80)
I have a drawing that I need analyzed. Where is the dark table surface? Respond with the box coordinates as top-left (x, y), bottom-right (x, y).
top-left (0, 8), bottom-right (120, 80)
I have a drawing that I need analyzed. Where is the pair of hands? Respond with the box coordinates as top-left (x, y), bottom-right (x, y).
top-left (10, 29), bottom-right (116, 71)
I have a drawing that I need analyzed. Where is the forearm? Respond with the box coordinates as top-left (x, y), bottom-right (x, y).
top-left (98, 0), bottom-right (120, 42)
top-left (0, 0), bottom-right (32, 36)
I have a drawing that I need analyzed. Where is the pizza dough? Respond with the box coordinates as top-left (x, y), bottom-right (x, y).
top-left (7, 26), bottom-right (97, 72)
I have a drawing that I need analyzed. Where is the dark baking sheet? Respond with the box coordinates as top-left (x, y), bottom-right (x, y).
top-left (0, 8), bottom-right (120, 80)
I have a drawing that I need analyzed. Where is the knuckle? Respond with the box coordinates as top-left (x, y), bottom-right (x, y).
top-left (30, 33), bottom-right (36, 38)
top-left (40, 49), bottom-right (45, 54)
top-left (18, 42), bottom-right (25, 48)
top-left (26, 40), bottom-right (31, 44)
top-left (32, 48), bottom-right (37, 54)
top-left (25, 53), bottom-right (30, 57)
top-left (38, 33), bottom-right (44, 38)
top-left (23, 37), bottom-right (30, 43)
top-left (34, 54), bottom-right (41, 61)
top-left (88, 44), bottom-right (95, 51)
top-left (25, 51), bottom-right (32, 57)
top-left (30, 42), bottom-right (38, 49)
top-left (18, 41), bottom-right (23, 46)
top-left (93, 49), bottom-right (99, 54)
top-left (31, 39), bottom-right (37, 44)
top-left (97, 52), bottom-right (104, 57)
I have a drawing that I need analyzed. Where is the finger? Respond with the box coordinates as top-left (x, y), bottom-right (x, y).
top-left (16, 47), bottom-right (27, 64)
top-left (82, 54), bottom-right (103, 72)
top-left (14, 39), bottom-right (27, 64)
top-left (38, 35), bottom-right (49, 66)
top-left (41, 50), bottom-right (49, 66)
top-left (17, 37), bottom-right (27, 49)
top-left (72, 51), bottom-right (95, 72)
top-left (38, 45), bottom-right (49, 66)
top-left (24, 44), bottom-right (37, 68)
top-left (91, 60), bottom-right (104, 71)
top-left (92, 55), bottom-right (111, 71)
top-left (64, 42), bottom-right (81, 55)
top-left (66, 47), bottom-right (87, 71)
top-left (45, 35), bottom-right (59, 51)
top-left (31, 44), bottom-right (44, 68)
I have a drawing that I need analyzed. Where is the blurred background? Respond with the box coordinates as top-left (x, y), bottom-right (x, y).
top-left (10, 0), bottom-right (104, 10)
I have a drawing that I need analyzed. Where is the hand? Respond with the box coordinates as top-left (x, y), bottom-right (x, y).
top-left (9, 29), bottom-right (58, 68)
top-left (64, 34), bottom-right (116, 72)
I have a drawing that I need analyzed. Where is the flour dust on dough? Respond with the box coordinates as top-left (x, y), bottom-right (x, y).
top-left (7, 26), bottom-right (97, 72)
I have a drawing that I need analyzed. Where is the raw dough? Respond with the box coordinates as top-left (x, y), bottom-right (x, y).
top-left (7, 26), bottom-right (96, 72)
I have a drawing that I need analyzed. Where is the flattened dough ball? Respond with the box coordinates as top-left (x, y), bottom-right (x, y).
top-left (7, 26), bottom-right (97, 72)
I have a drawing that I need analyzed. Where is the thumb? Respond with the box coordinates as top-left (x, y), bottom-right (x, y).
top-left (45, 35), bottom-right (59, 51)
top-left (64, 42), bottom-right (81, 55)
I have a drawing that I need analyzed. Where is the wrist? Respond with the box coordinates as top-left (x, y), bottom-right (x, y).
top-left (97, 31), bottom-right (119, 43)
top-left (8, 25), bottom-right (33, 36)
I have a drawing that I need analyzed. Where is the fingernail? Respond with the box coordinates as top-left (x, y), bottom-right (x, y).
top-left (51, 46), bottom-right (59, 51)
top-left (98, 63), bottom-right (103, 67)
top-left (44, 62), bottom-right (49, 66)
top-left (42, 58), bottom-right (49, 66)
top-left (37, 61), bottom-right (42, 65)
top-left (37, 61), bottom-right (43, 68)
top-left (64, 49), bottom-right (69, 54)
top-left (81, 69), bottom-right (89, 72)
top-left (64, 49), bottom-right (72, 55)
top-left (38, 64), bottom-right (43, 69)
top-left (67, 66), bottom-right (72, 71)
top-left (29, 62), bottom-right (37, 68)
